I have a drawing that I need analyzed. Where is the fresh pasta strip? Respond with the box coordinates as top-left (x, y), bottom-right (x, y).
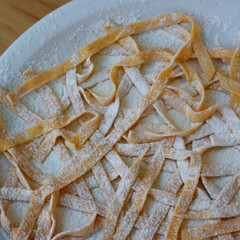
top-left (162, 88), bottom-right (221, 122)
top-left (115, 141), bottom-right (173, 156)
top-left (0, 121), bottom-right (17, 231)
top-left (163, 24), bottom-right (191, 41)
top-left (127, 122), bottom-right (202, 143)
top-left (181, 217), bottom-right (240, 240)
top-left (98, 43), bottom-right (134, 56)
top-left (92, 162), bottom-right (116, 206)
top-left (0, 167), bottom-right (19, 232)
top-left (7, 147), bottom-right (54, 185)
top-left (173, 136), bottom-right (189, 183)
top-left (21, 135), bottom-right (45, 160)
top-left (38, 84), bottom-right (63, 116)
top-left (202, 169), bottom-right (240, 239)
top-left (149, 62), bottom-right (175, 81)
top-left (202, 176), bottom-right (221, 200)
top-left (230, 93), bottom-right (240, 117)
top-left (124, 56), bottom-right (206, 124)
top-left (218, 71), bottom-right (240, 97)
top-left (167, 86), bottom-right (200, 110)
top-left (208, 47), bottom-right (234, 62)
top-left (98, 97), bottom-right (120, 136)
top-left (208, 81), bottom-right (225, 92)
top-left (142, 46), bottom-right (234, 62)
top-left (52, 138), bottom-right (73, 165)
top-left (101, 149), bottom-right (147, 240)
top-left (79, 86), bottom-right (107, 113)
top-left (6, 13), bottom-right (214, 104)
top-left (179, 202), bottom-right (240, 219)
top-left (137, 203), bottom-right (170, 240)
top-left (189, 198), bottom-right (212, 211)
top-left (0, 112), bottom-right (88, 153)
top-left (87, 18), bottom-right (139, 105)
top-left (80, 68), bottom-right (110, 89)
top-left (59, 85), bottom-right (70, 111)
top-left (0, 187), bottom-right (34, 201)
top-left (165, 153), bottom-right (202, 239)
top-left (0, 110), bottom-right (99, 154)
top-left (51, 214), bottom-right (98, 240)
top-left (0, 87), bottom-right (42, 124)
top-left (32, 129), bottom-right (74, 163)
top-left (185, 123), bottom-right (214, 144)
top-left (0, 189), bottom-right (107, 217)
top-left (136, 169), bottom-right (181, 240)
top-left (177, 62), bottom-right (206, 111)
top-left (72, 178), bottom-right (98, 238)
top-left (114, 148), bottom-right (166, 240)
top-left (67, 86), bottom-right (119, 206)
top-left (47, 192), bottom-right (59, 240)
top-left (4, 152), bottom-right (31, 190)
top-left (160, 147), bottom-right (192, 160)
top-left (66, 68), bottom-right (85, 113)
top-left (58, 193), bottom-right (107, 217)
top-left (230, 42), bottom-right (240, 81)
top-left (201, 164), bottom-right (239, 177)
top-left (76, 56), bottom-right (94, 84)
top-left (0, 115), bottom-right (7, 138)
top-left (64, 112), bottom-right (100, 150)
top-left (219, 106), bottom-right (240, 142)
top-left (104, 20), bottom-right (139, 54)
top-left (165, 170), bottom-right (183, 195)
top-left (24, 67), bottom-right (63, 117)
top-left (15, 191), bottom-right (44, 239)
top-left (123, 60), bottom-right (176, 126)
top-left (206, 114), bottom-right (230, 133)
top-left (35, 209), bottom-right (52, 240)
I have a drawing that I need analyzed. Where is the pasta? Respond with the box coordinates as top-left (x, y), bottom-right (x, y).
top-left (1, 12), bottom-right (240, 240)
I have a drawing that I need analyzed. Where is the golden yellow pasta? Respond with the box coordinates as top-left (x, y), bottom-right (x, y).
top-left (1, 12), bottom-right (240, 240)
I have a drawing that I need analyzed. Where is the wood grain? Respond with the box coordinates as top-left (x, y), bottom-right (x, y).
top-left (0, 0), bottom-right (71, 55)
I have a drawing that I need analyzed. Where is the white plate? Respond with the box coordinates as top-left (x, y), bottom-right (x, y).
top-left (1, 0), bottom-right (240, 91)
top-left (1, 0), bottom-right (240, 239)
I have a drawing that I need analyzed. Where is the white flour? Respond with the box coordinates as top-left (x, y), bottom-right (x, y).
top-left (1, 1), bottom-right (240, 239)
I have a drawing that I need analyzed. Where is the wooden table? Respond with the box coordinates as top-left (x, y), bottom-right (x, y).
top-left (0, 0), bottom-right (71, 55)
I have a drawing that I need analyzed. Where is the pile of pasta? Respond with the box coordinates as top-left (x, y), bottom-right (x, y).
top-left (1, 12), bottom-right (240, 240)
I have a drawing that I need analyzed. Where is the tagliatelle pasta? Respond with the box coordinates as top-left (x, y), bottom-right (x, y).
top-left (2, 12), bottom-right (240, 240)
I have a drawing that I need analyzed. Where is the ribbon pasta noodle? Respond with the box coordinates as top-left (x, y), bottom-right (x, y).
top-left (1, 12), bottom-right (240, 240)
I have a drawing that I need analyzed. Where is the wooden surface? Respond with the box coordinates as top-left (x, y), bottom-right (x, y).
top-left (0, 0), bottom-right (71, 55)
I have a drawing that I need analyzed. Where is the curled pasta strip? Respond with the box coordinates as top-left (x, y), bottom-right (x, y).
top-left (76, 56), bottom-right (94, 84)
top-left (179, 202), bottom-right (240, 219)
top-left (165, 153), bottom-right (202, 239)
top-left (101, 148), bottom-right (148, 240)
top-left (66, 68), bottom-right (85, 113)
top-left (6, 13), bottom-right (214, 104)
top-left (181, 217), bottom-right (240, 240)
top-left (126, 121), bottom-right (202, 143)
top-left (35, 209), bottom-right (52, 240)
top-left (218, 71), bottom-right (240, 98)
top-left (0, 111), bottom-right (99, 153)
top-left (104, 20), bottom-right (139, 54)
top-left (162, 88), bottom-right (221, 122)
